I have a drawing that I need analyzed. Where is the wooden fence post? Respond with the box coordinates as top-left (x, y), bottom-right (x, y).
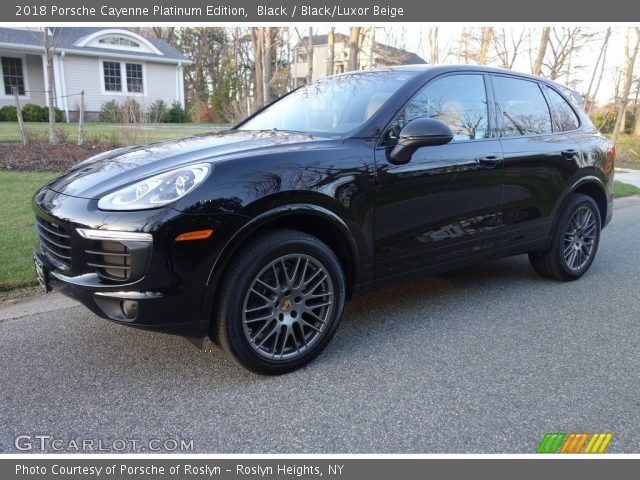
top-left (14, 88), bottom-right (27, 146)
top-left (78, 90), bottom-right (85, 146)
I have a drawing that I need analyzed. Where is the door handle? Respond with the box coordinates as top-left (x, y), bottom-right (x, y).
top-left (475, 156), bottom-right (502, 168)
top-left (561, 149), bottom-right (578, 160)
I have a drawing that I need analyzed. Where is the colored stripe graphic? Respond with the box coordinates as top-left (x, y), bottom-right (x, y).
top-left (584, 433), bottom-right (613, 453)
top-left (539, 433), bottom-right (613, 453)
top-left (537, 433), bottom-right (565, 453)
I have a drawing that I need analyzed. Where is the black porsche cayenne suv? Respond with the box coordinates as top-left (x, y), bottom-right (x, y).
top-left (33, 65), bottom-right (614, 374)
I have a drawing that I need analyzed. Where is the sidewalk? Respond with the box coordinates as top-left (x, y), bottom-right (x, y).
top-left (615, 168), bottom-right (640, 188)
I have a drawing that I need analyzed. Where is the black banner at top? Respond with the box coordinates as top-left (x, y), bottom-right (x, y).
top-left (5, 0), bottom-right (640, 22)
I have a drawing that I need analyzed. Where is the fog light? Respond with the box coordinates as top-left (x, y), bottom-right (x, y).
top-left (120, 300), bottom-right (139, 319)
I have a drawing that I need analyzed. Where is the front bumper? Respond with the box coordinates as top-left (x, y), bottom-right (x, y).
top-left (33, 188), bottom-right (245, 337)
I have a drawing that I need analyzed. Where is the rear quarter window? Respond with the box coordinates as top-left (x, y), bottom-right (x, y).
top-left (543, 85), bottom-right (580, 132)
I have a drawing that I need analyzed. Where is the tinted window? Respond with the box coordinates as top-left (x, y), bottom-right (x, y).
top-left (390, 74), bottom-right (490, 142)
top-left (493, 76), bottom-right (552, 137)
top-left (544, 85), bottom-right (580, 131)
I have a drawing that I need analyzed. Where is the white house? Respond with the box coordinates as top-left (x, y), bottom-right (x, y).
top-left (0, 27), bottom-right (191, 121)
top-left (291, 33), bottom-right (425, 88)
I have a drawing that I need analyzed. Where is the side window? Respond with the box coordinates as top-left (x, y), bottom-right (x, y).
top-left (544, 85), bottom-right (580, 132)
top-left (387, 74), bottom-right (490, 143)
top-left (492, 76), bottom-right (552, 137)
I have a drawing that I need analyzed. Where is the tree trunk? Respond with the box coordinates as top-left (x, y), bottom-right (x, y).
top-left (368, 27), bottom-right (376, 68)
top-left (612, 28), bottom-right (640, 144)
top-left (262, 27), bottom-right (272, 105)
top-left (532, 27), bottom-right (550, 75)
top-left (46, 53), bottom-right (58, 145)
top-left (250, 28), bottom-right (263, 108)
top-left (327, 28), bottom-right (335, 76)
top-left (307, 27), bottom-right (314, 83)
top-left (41, 28), bottom-right (58, 145)
top-left (634, 80), bottom-right (640, 136)
top-left (348, 27), bottom-right (361, 71)
top-left (585, 28), bottom-right (611, 115)
top-left (429, 27), bottom-right (439, 64)
top-left (478, 27), bottom-right (493, 65)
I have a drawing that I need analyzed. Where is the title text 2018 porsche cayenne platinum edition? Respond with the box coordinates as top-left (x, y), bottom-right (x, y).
top-left (33, 66), bottom-right (614, 374)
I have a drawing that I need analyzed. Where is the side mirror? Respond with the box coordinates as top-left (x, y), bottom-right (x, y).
top-left (389, 118), bottom-right (453, 165)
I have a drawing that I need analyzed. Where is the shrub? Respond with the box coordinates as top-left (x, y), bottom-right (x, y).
top-left (0, 105), bottom-right (17, 122)
top-left (22, 103), bottom-right (46, 122)
top-left (188, 99), bottom-right (213, 123)
top-left (44, 107), bottom-right (64, 123)
top-left (148, 99), bottom-right (168, 123)
top-left (120, 98), bottom-right (143, 124)
top-left (167, 101), bottom-right (188, 123)
top-left (99, 99), bottom-right (122, 123)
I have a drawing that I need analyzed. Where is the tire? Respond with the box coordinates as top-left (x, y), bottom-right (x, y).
top-left (212, 228), bottom-right (345, 375)
top-left (529, 193), bottom-right (601, 281)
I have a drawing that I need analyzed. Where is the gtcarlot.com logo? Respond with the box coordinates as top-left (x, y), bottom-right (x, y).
top-left (14, 435), bottom-right (194, 452)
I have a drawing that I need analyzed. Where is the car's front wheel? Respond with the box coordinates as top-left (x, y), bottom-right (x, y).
top-left (213, 229), bottom-right (345, 374)
top-left (529, 193), bottom-right (601, 281)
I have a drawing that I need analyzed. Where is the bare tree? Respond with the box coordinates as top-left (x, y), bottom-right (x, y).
top-left (250, 28), bottom-right (264, 108)
top-left (633, 77), bottom-right (640, 136)
top-left (428, 27), bottom-right (439, 64)
top-left (532, 27), bottom-right (550, 75)
top-left (584, 28), bottom-right (612, 115)
top-left (493, 27), bottom-right (527, 69)
top-left (612, 27), bottom-right (640, 144)
top-left (307, 27), bottom-right (314, 82)
top-left (540, 28), bottom-right (594, 82)
top-left (348, 27), bottom-right (361, 71)
top-left (39, 27), bottom-right (60, 145)
top-left (327, 27), bottom-right (335, 76)
top-left (262, 27), bottom-right (272, 104)
top-left (478, 27), bottom-right (493, 65)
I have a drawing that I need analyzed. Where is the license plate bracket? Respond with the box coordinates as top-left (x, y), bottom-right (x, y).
top-left (33, 254), bottom-right (52, 293)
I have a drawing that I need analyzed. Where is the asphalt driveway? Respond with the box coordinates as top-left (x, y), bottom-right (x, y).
top-left (1, 196), bottom-right (639, 453)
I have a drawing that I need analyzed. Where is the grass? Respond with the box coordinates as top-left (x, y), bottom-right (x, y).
top-left (0, 122), bottom-right (226, 145)
top-left (613, 180), bottom-right (640, 198)
top-left (1, 172), bottom-right (639, 291)
top-left (0, 171), bottom-right (57, 289)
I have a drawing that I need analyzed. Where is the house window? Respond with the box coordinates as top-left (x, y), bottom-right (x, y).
top-left (103, 61), bottom-right (122, 92)
top-left (2, 57), bottom-right (25, 96)
top-left (126, 63), bottom-right (143, 93)
top-left (102, 61), bottom-right (144, 94)
top-left (99, 37), bottom-right (140, 48)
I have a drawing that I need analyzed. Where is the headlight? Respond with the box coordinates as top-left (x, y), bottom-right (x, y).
top-left (97, 163), bottom-right (211, 211)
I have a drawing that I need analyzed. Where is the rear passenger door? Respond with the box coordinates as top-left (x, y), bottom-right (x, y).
top-left (491, 74), bottom-right (582, 249)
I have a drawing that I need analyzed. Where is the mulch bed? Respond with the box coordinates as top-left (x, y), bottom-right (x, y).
top-left (0, 141), bottom-right (121, 172)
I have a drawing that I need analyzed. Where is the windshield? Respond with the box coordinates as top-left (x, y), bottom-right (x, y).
top-left (238, 70), bottom-right (418, 136)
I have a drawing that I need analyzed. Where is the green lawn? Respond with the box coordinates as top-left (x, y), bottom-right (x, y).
top-left (613, 180), bottom-right (640, 198)
top-left (0, 171), bottom-right (57, 289)
top-left (1, 172), bottom-right (639, 290)
top-left (0, 122), bottom-right (226, 145)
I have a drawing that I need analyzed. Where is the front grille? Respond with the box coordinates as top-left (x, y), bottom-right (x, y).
top-left (85, 241), bottom-right (131, 281)
top-left (35, 217), bottom-right (71, 269)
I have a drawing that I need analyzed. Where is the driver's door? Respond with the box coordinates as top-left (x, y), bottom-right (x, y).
top-left (374, 73), bottom-right (504, 284)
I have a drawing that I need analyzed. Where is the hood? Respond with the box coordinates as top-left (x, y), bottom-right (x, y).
top-left (46, 130), bottom-right (331, 199)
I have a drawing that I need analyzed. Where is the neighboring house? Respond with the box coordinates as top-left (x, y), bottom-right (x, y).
top-left (291, 33), bottom-right (425, 87)
top-left (0, 27), bottom-right (191, 121)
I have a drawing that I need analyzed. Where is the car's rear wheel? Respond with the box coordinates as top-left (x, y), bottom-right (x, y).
top-left (213, 229), bottom-right (345, 374)
top-left (529, 193), bottom-right (601, 281)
